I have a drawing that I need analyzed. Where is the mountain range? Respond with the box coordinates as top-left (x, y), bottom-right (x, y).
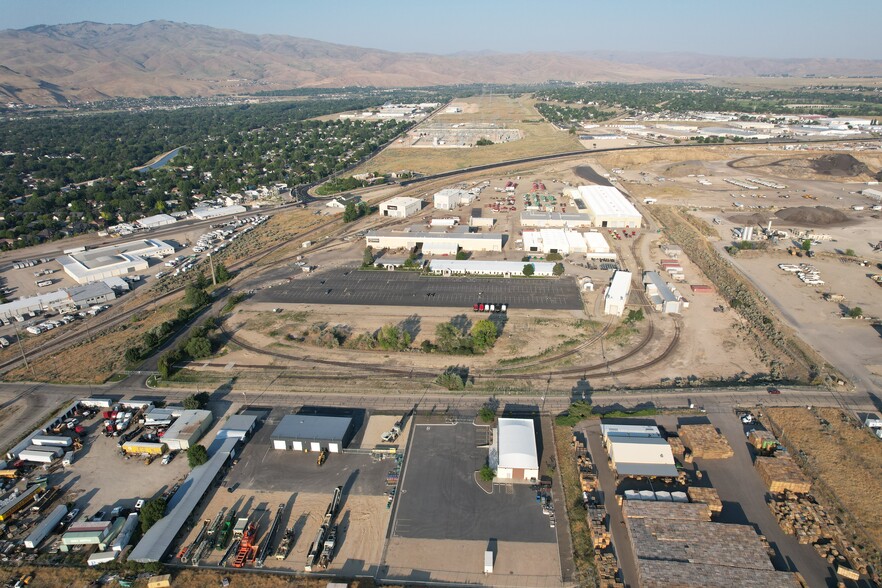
top-left (2, 21), bottom-right (881, 106)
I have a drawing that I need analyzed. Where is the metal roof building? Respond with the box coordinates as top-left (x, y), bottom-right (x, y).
top-left (57, 239), bottom-right (174, 284)
top-left (191, 205), bottom-right (247, 220)
top-left (604, 270), bottom-right (632, 316)
top-left (575, 185), bottom-right (642, 228)
top-left (216, 414), bottom-right (258, 440)
top-left (128, 437), bottom-right (239, 562)
top-left (135, 214), bottom-right (177, 229)
top-left (643, 271), bottom-right (684, 314)
top-left (429, 259), bottom-right (555, 277)
top-left (520, 211), bottom-right (593, 228)
top-left (380, 196), bottom-right (422, 218)
top-left (495, 418), bottom-right (539, 481)
top-left (271, 415), bottom-right (354, 453)
top-left (602, 422), bottom-right (678, 478)
top-left (365, 229), bottom-right (502, 253)
top-left (162, 409), bottom-right (213, 451)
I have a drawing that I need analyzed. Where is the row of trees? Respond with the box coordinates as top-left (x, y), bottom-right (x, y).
top-left (424, 319), bottom-right (498, 355)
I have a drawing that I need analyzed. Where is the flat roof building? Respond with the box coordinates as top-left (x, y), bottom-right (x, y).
top-left (570, 185), bottom-right (642, 228)
top-left (495, 418), bottom-right (539, 481)
top-left (434, 189), bottom-right (474, 210)
top-left (0, 281), bottom-right (116, 320)
top-left (604, 270), bottom-right (632, 316)
top-left (325, 194), bottom-right (361, 209)
top-left (162, 409), bottom-right (213, 451)
top-left (602, 422), bottom-right (677, 478)
top-left (191, 205), bottom-right (247, 220)
top-left (216, 414), bottom-right (258, 440)
top-left (271, 414), bottom-right (355, 453)
top-left (135, 214), bottom-right (177, 229)
top-left (429, 259), bottom-right (555, 277)
top-left (380, 196), bottom-right (422, 218)
top-left (522, 228), bottom-right (610, 255)
top-left (520, 211), bottom-right (593, 228)
top-left (57, 239), bottom-right (174, 284)
top-left (366, 229), bottom-right (502, 253)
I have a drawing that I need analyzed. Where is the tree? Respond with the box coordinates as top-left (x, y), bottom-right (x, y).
top-left (187, 444), bottom-right (209, 468)
top-left (845, 248), bottom-right (856, 257)
top-left (479, 464), bottom-right (496, 482)
top-left (848, 306), bottom-right (863, 318)
top-left (343, 201), bottom-right (358, 223)
top-left (184, 285), bottom-right (211, 308)
top-left (140, 497), bottom-right (167, 533)
top-left (376, 324), bottom-right (411, 351)
top-left (801, 239), bottom-right (812, 252)
top-left (553, 262), bottom-right (565, 276)
top-left (455, 249), bottom-right (469, 260)
top-left (215, 263), bottom-right (231, 283)
top-left (470, 320), bottom-right (498, 352)
top-left (624, 309), bottom-right (644, 324)
top-left (124, 347), bottom-right (142, 364)
top-left (182, 392), bottom-right (210, 410)
top-left (185, 335), bottom-right (212, 359)
top-left (478, 406), bottom-right (495, 423)
top-left (545, 252), bottom-right (563, 262)
top-left (435, 322), bottom-right (473, 354)
top-left (522, 263), bottom-right (535, 277)
top-left (476, 138), bottom-right (494, 146)
top-left (142, 331), bottom-right (159, 348)
top-left (435, 366), bottom-right (466, 390)
top-left (362, 246), bottom-right (374, 267)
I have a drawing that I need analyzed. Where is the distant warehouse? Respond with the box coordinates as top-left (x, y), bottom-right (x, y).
top-left (366, 228), bottom-right (502, 254)
top-left (565, 185), bottom-right (642, 228)
top-left (57, 239), bottom-right (174, 284)
top-left (604, 270), bottom-right (632, 316)
top-left (191, 205), bottom-right (247, 220)
top-left (162, 409), bottom-right (213, 451)
top-left (135, 214), bottom-right (177, 229)
top-left (379, 196), bottom-right (422, 218)
top-left (429, 259), bottom-right (556, 277)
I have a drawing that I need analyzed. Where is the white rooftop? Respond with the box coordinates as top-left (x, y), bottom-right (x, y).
top-left (497, 418), bottom-right (539, 470)
top-left (606, 270), bottom-right (633, 301)
top-left (577, 185), bottom-right (642, 219)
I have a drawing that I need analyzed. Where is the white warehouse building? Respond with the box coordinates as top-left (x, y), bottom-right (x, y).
top-left (380, 196), bottom-right (422, 218)
top-left (366, 229), bottom-right (502, 254)
top-left (604, 270), bottom-right (632, 316)
top-left (494, 418), bottom-right (539, 481)
top-left (434, 189), bottom-right (475, 210)
top-left (520, 212), bottom-right (593, 228)
top-left (429, 260), bottom-right (555, 277)
top-left (567, 185), bottom-right (642, 228)
top-left (601, 423), bottom-right (678, 478)
top-left (57, 239), bottom-right (175, 284)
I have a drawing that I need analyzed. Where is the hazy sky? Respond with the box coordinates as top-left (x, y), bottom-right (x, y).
top-left (3, 0), bottom-right (881, 59)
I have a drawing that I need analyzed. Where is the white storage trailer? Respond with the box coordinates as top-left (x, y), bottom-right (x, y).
top-left (87, 551), bottom-right (117, 566)
top-left (24, 504), bottom-right (67, 549)
top-left (26, 445), bottom-right (63, 458)
top-left (31, 435), bottom-right (73, 447)
top-left (18, 449), bottom-right (56, 464)
top-left (112, 513), bottom-right (139, 552)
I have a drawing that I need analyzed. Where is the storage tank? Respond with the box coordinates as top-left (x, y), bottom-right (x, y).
top-left (18, 450), bottom-right (55, 464)
top-left (24, 504), bottom-right (67, 549)
top-left (31, 435), bottom-right (73, 448)
top-left (112, 513), bottom-right (139, 552)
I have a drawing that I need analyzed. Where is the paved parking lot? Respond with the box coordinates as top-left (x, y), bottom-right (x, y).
top-left (254, 268), bottom-right (583, 310)
top-left (392, 421), bottom-right (557, 543)
top-left (226, 407), bottom-right (389, 497)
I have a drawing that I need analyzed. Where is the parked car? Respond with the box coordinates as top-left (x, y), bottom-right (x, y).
top-left (767, 387), bottom-right (781, 395)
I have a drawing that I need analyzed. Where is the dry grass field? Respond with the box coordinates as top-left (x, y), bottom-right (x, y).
top-left (353, 94), bottom-right (583, 176)
top-left (766, 407), bottom-right (882, 563)
top-left (3, 291), bottom-right (187, 383)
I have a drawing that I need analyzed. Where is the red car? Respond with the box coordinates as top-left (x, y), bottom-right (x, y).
top-left (767, 387), bottom-right (781, 395)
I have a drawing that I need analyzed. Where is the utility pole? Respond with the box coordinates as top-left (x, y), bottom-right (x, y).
top-left (12, 321), bottom-right (34, 378)
top-left (208, 253), bottom-right (217, 286)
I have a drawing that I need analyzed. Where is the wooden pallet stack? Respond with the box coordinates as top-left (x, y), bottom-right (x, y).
top-left (667, 435), bottom-right (686, 460)
top-left (748, 429), bottom-right (779, 452)
top-left (768, 497), bottom-right (824, 544)
top-left (686, 486), bottom-right (723, 514)
top-left (595, 550), bottom-right (623, 588)
top-left (587, 507), bottom-right (610, 549)
top-left (678, 424), bottom-right (734, 459)
top-left (755, 456), bottom-right (811, 494)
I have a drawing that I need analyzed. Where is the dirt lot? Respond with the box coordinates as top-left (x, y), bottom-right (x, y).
top-left (766, 407), bottom-right (882, 571)
top-left (723, 252), bottom-right (882, 390)
top-left (353, 95), bottom-right (583, 176)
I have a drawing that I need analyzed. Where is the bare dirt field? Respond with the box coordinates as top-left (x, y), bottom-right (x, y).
top-left (766, 407), bottom-right (882, 570)
top-left (383, 537), bottom-right (562, 587)
top-left (723, 251), bottom-right (882, 390)
top-left (353, 95), bottom-right (583, 176)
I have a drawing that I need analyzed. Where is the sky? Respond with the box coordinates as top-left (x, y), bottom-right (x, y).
top-left (3, 0), bottom-right (882, 59)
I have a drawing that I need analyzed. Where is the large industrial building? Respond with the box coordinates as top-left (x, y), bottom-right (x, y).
top-left (601, 423), bottom-right (677, 478)
top-left (380, 196), bottom-right (422, 218)
top-left (271, 414), bottom-right (355, 453)
top-left (604, 270), bottom-right (632, 316)
top-left (643, 271), bottom-right (685, 314)
top-left (162, 409), bottom-right (213, 451)
top-left (57, 239), bottom-right (174, 284)
top-left (135, 214), bottom-right (177, 229)
top-left (566, 185), bottom-right (643, 228)
top-left (623, 501), bottom-right (801, 587)
top-left (0, 281), bottom-right (116, 320)
top-left (433, 188), bottom-right (474, 210)
top-left (520, 212), bottom-right (593, 228)
top-left (191, 205), bottom-right (247, 220)
top-left (522, 228), bottom-right (611, 256)
top-left (366, 228), bottom-right (502, 254)
top-left (494, 418), bottom-right (539, 481)
top-left (429, 259), bottom-right (555, 277)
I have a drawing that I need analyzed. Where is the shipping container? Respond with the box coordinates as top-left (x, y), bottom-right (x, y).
top-left (26, 445), bottom-right (63, 457)
top-left (24, 504), bottom-right (67, 549)
top-left (87, 551), bottom-right (117, 566)
top-left (112, 513), bottom-right (139, 552)
top-left (18, 450), bottom-right (55, 464)
top-left (31, 435), bottom-right (73, 448)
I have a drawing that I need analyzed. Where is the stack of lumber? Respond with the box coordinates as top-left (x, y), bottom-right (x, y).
top-left (587, 507), bottom-right (610, 549)
top-left (686, 486), bottom-right (723, 514)
top-left (748, 430), bottom-right (778, 452)
top-left (678, 424), bottom-right (734, 459)
top-left (667, 436), bottom-right (686, 460)
top-left (580, 470), bottom-right (597, 492)
top-left (595, 550), bottom-right (622, 587)
top-left (755, 456), bottom-right (811, 493)
top-left (768, 496), bottom-right (825, 544)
